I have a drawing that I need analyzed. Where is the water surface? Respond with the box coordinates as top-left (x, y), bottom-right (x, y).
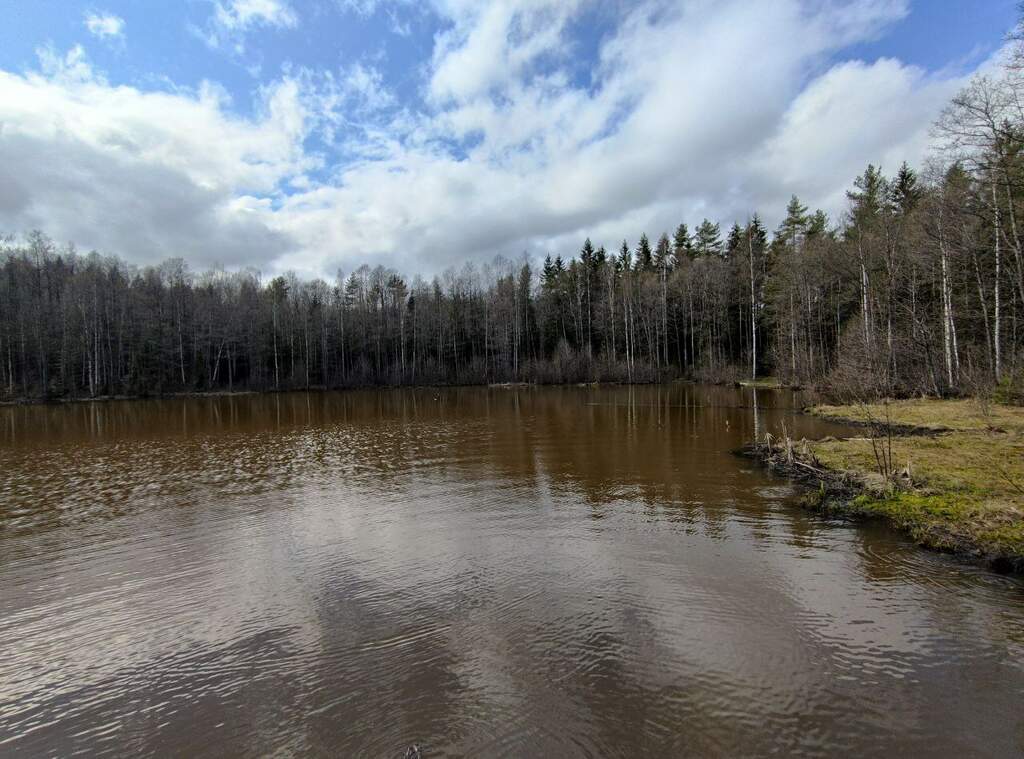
top-left (1, 385), bottom-right (1023, 756)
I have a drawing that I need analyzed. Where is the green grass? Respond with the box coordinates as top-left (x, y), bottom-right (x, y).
top-left (803, 399), bottom-right (1024, 564)
top-left (738, 376), bottom-right (785, 388)
top-left (811, 397), bottom-right (1024, 432)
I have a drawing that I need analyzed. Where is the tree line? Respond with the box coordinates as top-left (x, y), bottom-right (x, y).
top-left (3, 45), bottom-right (1024, 401)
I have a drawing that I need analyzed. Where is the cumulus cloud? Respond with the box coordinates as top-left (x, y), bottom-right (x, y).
top-left (0, 132), bottom-right (291, 268)
top-left (753, 58), bottom-right (960, 213)
top-left (0, 0), bottom-right (1001, 279)
top-left (428, 0), bottom-right (586, 104)
top-left (0, 47), bottom-right (303, 268)
top-left (84, 11), bottom-right (125, 40)
top-left (275, 0), bottom-right (974, 276)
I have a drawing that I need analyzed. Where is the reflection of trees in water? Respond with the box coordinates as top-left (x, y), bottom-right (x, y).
top-left (0, 387), bottom-right (864, 553)
top-left (1, 385), bottom-right (849, 545)
top-left (6, 388), bottom-right (1024, 757)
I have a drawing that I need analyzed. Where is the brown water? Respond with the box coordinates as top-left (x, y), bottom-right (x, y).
top-left (1, 385), bottom-right (1023, 757)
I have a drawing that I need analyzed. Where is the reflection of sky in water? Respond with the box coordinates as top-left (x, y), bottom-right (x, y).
top-left (1, 386), bottom-right (1023, 756)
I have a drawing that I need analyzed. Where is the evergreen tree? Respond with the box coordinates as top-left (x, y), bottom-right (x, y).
top-left (654, 233), bottom-right (674, 271)
top-left (694, 219), bottom-right (723, 257)
top-left (635, 233), bottom-right (653, 270)
top-left (744, 214), bottom-right (768, 380)
top-left (580, 238), bottom-right (595, 268)
top-left (673, 223), bottom-right (694, 260)
top-left (542, 255), bottom-right (556, 289)
top-left (748, 214), bottom-right (768, 250)
top-left (806, 209), bottom-right (828, 238)
top-left (617, 240), bottom-right (632, 271)
top-left (890, 161), bottom-right (922, 215)
top-left (777, 195), bottom-right (809, 249)
top-left (847, 165), bottom-right (887, 226)
top-left (726, 223), bottom-right (743, 258)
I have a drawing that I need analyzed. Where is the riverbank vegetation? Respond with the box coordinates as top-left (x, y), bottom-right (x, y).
top-left (766, 399), bottom-right (1024, 571)
top-left (5, 29), bottom-right (1024, 402)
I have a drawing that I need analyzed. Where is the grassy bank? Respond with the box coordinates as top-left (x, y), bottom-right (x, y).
top-left (790, 399), bottom-right (1024, 572)
top-left (736, 376), bottom-right (788, 389)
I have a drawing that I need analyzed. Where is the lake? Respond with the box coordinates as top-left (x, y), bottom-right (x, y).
top-left (1, 385), bottom-right (1023, 756)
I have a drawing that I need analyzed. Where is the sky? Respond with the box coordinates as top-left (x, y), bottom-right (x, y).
top-left (0, 0), bottom-right (1018, 279)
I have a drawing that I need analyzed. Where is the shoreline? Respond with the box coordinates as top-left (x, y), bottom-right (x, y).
top-left (11, 384), bottom-right (1020, 575)
top-left (0, 378), bottom-right (687, 408)
top-left (0, 373), bottom-right (809, 409)
top-left (0, 389), bottom-right (263, 407)
top-left (746, 399), bottom-right (1024, 575)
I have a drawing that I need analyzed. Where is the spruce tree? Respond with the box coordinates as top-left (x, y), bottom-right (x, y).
top-left (890, 162), bottom-right (921, 215)
top-left (542, 255), bottom-right (556, 289)
top-left (673, 223), bottom-right (694, 260)
top-left (726, 223), bottom-right (743, 258)
top-left (654, 233), bottom-right (673, 271)
top-left (617, 239), bottom-right (632, 271)
top-left (636, 233), bottom-right (653, 270)
top-left (580, 238), bottom-right (595, 269)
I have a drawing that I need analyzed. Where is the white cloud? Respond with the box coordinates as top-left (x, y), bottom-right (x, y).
top-left (0, 47), bottom-right (308, 267)
top-left (213, 0), bottom-right (298, 30)
top-left (271, 0), bottom-right (966, 277)
top-left (84, 11), bottom-right (125, 40)
top-left (0, 0), bottom-right (1003, 279)
top-left (428, 0), bottom-right (585, 104)
top-left (334, 62), bottom-right (396, 113)
top-left (753, 58), bottom-right (959, 214)
top-left (200, 0), bottom-right (298, 55)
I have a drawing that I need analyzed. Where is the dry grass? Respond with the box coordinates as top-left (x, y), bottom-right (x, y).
top-left (812, 397), bottom-right (1024, 432)
top-left (805, 399), bottom-right (1024, 562)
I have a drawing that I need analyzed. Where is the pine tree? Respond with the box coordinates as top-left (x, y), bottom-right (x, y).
top-left (694, 219), bottom-right (722, 257)
top-left (726, 223), bottom-right (743, 258)
top-left (847, 165), bottom-right (886, 226)
top-left (636, 233), bottom-right (653, 270)
top-left (617, 240), bottom-right (632, 271)
top-left (807, 210), bottom-right (828, 238)
top-left (542, 255), bottom-right (556, 289)
top-left (890, 162), bottom-right (921, 215)
top-left (778, 195), bottom-right (809, 249)
top-left (748, 214), bottom-right (768, 249)
top-left (580, 238), bottom-right (595, 268)
top-left (654, 232), bottom-right (673, 365)
top-left (654, 233), bottom-right (673, 270)
top-left (673, 223), bottom-right (694, 260)
top-left (744, 214), bottom-right (768, 380)
top-left (845, 166), bottom-right (887, 356)
top-left (580, 238), bottom-right (597, 356)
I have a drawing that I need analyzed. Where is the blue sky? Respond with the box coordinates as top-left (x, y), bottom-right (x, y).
top-left (0, 0), bottom-right (1018, 277)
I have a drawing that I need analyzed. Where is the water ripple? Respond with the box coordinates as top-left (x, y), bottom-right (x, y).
top-left (2, 386), bottom-right (1023, 757)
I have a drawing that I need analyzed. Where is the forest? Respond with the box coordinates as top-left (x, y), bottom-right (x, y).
top-left (3, 52), bottom-right (1024, 403)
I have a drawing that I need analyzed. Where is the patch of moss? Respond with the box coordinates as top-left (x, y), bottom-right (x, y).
top-left (844, 492), bottom-right (971, 549)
